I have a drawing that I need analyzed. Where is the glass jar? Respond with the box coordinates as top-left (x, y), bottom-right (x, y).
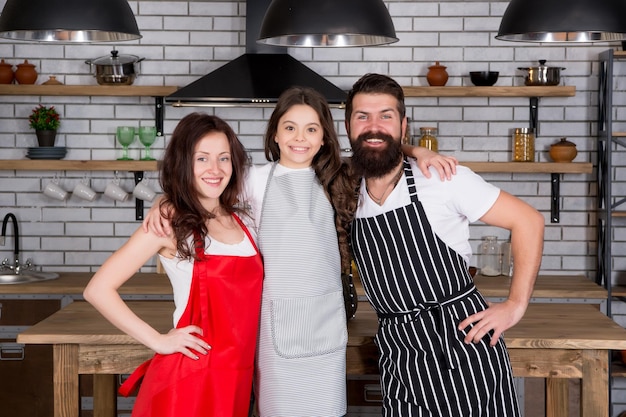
top-left (500, 240), bottom-right (513, 277)
top-left (479, 236), bottom-right (500, 276)
top-left (419, 127), bottom-right (438, 151)
top-left (512, 127), bottom-right (535, 162)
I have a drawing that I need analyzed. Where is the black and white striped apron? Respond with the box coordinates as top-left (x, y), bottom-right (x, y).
top-left (350, 158), bottom-right (520, 417)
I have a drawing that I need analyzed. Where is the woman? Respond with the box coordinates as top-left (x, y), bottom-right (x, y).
top-left (84, 113), bottom-right (263, 417)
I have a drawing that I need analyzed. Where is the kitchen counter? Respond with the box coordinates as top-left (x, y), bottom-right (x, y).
top-left (354, 273), bottom-right (606, 301)
top-left (0, 272), bottom-right (171, 296)
top-left (0, 272), bottom-right (606, 301)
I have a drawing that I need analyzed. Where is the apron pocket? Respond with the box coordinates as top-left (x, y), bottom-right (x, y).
top-left (270, 290), bottom-right (347, 359)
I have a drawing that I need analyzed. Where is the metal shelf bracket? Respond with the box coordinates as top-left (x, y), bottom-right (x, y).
top-left (133, 171), bottom-right (144, 221)
top-left (550, 173), bottom-right (560, 223)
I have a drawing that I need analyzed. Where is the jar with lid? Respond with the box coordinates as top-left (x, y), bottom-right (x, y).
top-left (14, 59), bottom-right (37, 84)
top-left (419, 127), bottom-right (438, 152)
top-left (479, 236), bottom-right (500, 276)
top-left (512, 127), bottom-right (535, 162)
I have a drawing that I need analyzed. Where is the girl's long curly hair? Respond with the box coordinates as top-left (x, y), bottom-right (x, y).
top-left (159, 112), bottom-right (249, 260)
top-left (264, 87), bottom-right (359, 272)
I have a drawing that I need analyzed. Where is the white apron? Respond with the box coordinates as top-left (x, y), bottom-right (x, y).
top-left (255, 164), bottom-right (347, 417)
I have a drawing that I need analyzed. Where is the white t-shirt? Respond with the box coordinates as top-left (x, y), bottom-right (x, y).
top-left (355, 158), bottom-right (500, 264)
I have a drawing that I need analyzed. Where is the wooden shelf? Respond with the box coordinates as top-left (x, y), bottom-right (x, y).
top-left (0, 160), bottom-right (158, 171)
top-left (611, 286), bottom-right (626, 298)
top-left (0, 85), bottom-right (178, 97)
top-left (613, 211), bottom-right (626, 218)
top-left (402, 86), bottom-right (575, 98)
top-left (1, 84), bottom-right (573, 99)
top-left (463, 162), bottom-right (592, 174)
top-left (0, 160), bottom-right (591, 174)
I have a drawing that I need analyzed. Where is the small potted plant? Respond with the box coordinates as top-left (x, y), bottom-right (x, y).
top-left (28, 104), bottom-right (61, 147)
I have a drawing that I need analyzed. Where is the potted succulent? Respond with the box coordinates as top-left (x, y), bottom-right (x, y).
top-left (28, 104), bottom-right (61, 147)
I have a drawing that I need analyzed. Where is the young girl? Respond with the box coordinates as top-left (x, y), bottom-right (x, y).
top-left (249, 87), bottom-right (353, 416)
top-left (84, 113), bottom-right (263, 417)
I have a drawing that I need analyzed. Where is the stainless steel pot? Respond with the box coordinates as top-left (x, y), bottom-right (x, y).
top-left (85, 50), bottom-right (145, 85)
top-left (517, 60), bottom-right (565, 86)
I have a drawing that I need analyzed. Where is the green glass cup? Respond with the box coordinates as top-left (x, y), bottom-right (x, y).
top-left (116, 126), bottom-right (136, 160)
top-left (138, 126), bottom-right (157, 160)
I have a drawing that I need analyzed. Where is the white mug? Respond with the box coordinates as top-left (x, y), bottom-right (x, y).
top-left (43, 179), bottom-right (68, 201)
top-left (133, 179), bottom-right (156, 202)
top-left (104, 179), bottom-right (129, 202)
top-left (72, 179), bottom-right (96, 202)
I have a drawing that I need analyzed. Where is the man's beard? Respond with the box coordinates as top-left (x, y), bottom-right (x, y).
top-left (350, 131), bottom-right (403, 178)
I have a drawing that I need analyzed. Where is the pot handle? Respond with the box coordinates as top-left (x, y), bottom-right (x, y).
top-left (84, 60), bottom-right (94, 73)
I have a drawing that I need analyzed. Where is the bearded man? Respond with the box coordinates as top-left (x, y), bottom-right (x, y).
top-left (345, 73), bottom-right (544, 417)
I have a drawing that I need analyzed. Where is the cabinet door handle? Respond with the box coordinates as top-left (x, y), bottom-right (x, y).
top-left (0, 343), bottom-right (25, 361)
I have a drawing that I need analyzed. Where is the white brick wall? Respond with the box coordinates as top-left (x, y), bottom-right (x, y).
top-left (0, 1), bottom-right (625, 413)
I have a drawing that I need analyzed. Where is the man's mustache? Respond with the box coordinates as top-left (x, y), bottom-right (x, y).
top-left (354, 131), bottom-right (395, 144)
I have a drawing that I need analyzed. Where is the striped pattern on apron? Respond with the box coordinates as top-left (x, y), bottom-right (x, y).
top-left (350, 158), bottom-right (520, 417)
top-left (255, 164), bottom-right (347, 417)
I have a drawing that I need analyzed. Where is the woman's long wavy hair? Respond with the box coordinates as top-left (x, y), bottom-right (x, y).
top-left (159, 112), bottom-right (249, 260)
top-left (264, 87), bottom-right (358, 272)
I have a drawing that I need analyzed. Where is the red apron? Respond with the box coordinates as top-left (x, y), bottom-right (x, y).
top-left (119, 214), bottom-right (263, 417)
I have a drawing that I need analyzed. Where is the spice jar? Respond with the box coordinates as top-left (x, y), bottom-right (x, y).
top-left (479, 236), bottom-right (500, 276)
top-left (512, 127), bottom-right (535, 162)
top-left (418, 127), bottom-right (438, 151)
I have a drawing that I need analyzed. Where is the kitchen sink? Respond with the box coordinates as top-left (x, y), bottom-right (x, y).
top-left (0, 271), bottom-right (59, 284)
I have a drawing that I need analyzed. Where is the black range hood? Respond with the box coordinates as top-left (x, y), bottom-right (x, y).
top-left (166, 0), bottom-right (347, 108)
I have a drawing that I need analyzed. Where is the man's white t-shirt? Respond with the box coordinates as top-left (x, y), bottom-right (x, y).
top-left (355, 158), bottom-right (500, 264)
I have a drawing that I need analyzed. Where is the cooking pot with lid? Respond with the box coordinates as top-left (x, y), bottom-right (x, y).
top-left (517, 60), bottom-right (565, 86)
top-left (85, 50), bottom-right (145, 85)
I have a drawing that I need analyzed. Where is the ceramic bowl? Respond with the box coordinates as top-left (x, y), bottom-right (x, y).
top-left (470, 71), bottom-right (499, 86)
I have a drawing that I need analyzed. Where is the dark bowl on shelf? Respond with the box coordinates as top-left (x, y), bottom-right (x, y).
top-left (470, 71), bottom-right (499, 86)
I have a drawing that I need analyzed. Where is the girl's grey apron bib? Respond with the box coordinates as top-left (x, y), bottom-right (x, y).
top-left (255, 165), bottom-right (347, 416)
top-left (351, 158), bottom-right (520, 417)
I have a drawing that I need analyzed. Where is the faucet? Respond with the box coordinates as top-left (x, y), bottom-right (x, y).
top-left (1, 213), bottom-right (32, 274)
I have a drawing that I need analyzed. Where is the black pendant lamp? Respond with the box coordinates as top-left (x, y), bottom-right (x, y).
top-left (496, 0), bottom-right (626, 42)
top-left (258, 0), bottom-right (398, 47)
top-left (0, 0), bottom-right (141, 43)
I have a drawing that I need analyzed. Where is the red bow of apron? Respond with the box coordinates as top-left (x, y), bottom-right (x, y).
top-left (119, 214), bottom-right (263, 417)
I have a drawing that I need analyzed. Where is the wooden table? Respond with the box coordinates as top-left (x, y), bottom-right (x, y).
top-left (17, 300), bottom-right (626, 417)
top-left (348, 301), bottom-right (626, 417)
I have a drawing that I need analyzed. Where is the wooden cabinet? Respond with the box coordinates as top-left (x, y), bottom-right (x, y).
top-left (0, 299), bottom-right (62, 417)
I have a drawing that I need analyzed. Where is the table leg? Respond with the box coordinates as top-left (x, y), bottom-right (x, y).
top-left (581, 349), bottom-right (609, 417)
top-left (94, 374), bottom-right (117, 417)
top-left (545, 378), bottom-right (568, 417)
top-left (53, 344), bottom-right (79, 417)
